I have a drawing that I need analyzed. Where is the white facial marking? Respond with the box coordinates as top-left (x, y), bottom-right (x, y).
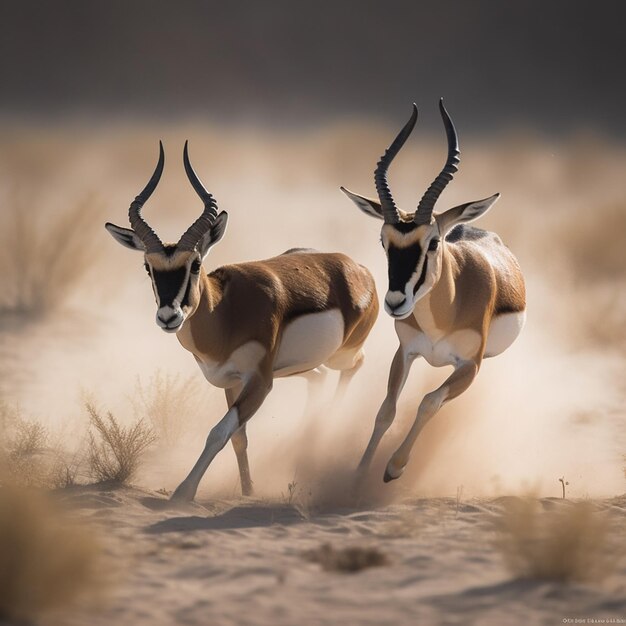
top-left (151, 256), bottom-right (200, 332)
top-left (274, 310), bottom-right (345, 376)
top-left (155, 304), bottom-right (184, 333)
top-left (381, 225), bottom-right (442, 319)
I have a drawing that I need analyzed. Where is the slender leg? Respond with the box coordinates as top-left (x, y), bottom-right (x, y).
top-left (384, 359), bottom-right (479, 482)
top-left (226, 384), bottom-right (253, 497)
top-left (171, 372), bottom-right (273, 502)
top-left (300, 367), bottom-right (327, 419)
top-left (356, 346), bottom-right (417, 474)
top-left (333, 350), bottom-right (364, 407)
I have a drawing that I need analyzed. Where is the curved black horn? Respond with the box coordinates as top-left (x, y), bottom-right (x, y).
top-left (374, 104), bottom-right (418, 224)
top-left (128, 141), bottom-right (165, 253)
top-left (414, 98), bottom-right (460, 225)
top-left (178, 140), bottom-right (218, 251)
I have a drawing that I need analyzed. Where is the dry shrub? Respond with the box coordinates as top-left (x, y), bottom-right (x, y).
top-left (305, 543), bottom-right (389, 573)
top-left (0, 402), bottom-right (81, 489)
top-left (495, 497), bottom-right (617, 582)
top-left (0, 190), bottom-right (103, 318)
top-left (0, 483), bottom-right (100, 622)
top-left (133, 370), bottom-right (201, 445)
top-left (86, 403), bottom-right (156, 484)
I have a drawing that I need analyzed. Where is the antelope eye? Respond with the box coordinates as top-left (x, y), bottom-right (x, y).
top-left (428, 238), bottom-right (440, 252)
top-left (190, 260), bottom-right (202, 274)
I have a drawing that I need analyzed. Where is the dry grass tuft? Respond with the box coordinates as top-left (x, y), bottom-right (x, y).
top-left (495, 497), bottom-right (617, 582)
top-left (305, 543), bottom-right (389, 573)
top-left (0, 402), bottom-right (82, 489)
top-left (86, 403), bottom-right (156, 484)
top-left (133, 370), bottom-right (201, 445)
top-left (0, 483), bottom-right (100, 622)
top-left (0, 190), bottom-right (103, 318)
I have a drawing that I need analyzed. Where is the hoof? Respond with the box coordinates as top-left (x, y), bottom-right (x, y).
top-left (383, 469), bottom-right (397, 483)
top-left (170, 485), bottom-right (196, 503)
top-left (383, 463), bottom-right (403, 483)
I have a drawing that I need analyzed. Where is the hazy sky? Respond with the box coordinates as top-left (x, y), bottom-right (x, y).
top-left (0, 0), bottom-right (624, 135)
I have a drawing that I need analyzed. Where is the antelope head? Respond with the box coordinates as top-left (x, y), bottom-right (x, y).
top-left (342, 100), bottom-right (499, 320)
top-left (105, 142), bottom-right (228, 333)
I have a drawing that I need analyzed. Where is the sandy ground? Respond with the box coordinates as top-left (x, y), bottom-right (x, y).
top-left (44, 485), bottom-right (626, 626)
top-left (1, 128), bottom-right (625, 626)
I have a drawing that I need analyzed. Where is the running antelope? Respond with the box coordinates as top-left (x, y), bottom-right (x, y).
top-left (341, 100), bottom-right (526, 483)
top-left (105, 142), bottom-right (378, 501)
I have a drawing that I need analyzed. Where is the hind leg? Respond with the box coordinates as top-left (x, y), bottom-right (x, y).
top-left (226, 384), bottom-right (253, 496)
top-left (298, 367), bottom-right (328, 419)
top-left (334, 349), bottom-right (364, 406)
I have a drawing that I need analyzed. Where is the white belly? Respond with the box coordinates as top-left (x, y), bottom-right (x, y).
top-left (484, 311), bottom-right (526, 358)
top-left (196, 341), bottom-right (267, 388)
top-left (194, 310), bottom-right (346, 387)
top-left (396, 322), bottom-right (481, 367)
top-left (274, 309), bottom-right (345, 377)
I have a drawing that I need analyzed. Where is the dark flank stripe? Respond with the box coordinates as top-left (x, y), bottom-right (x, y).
top-left (387, 243), bottom-right (423, 292)
top-left (153, 268), bottom-right (187, 305)
top-left (494, 302), bottom-right (525, 315)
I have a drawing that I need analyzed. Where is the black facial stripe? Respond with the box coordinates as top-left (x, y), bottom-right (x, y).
top-left (387, 243), bottom-right (423, 292)
top-left (413, 256), bottom-right (428, 295)
top-left (152, 268), bottom-right (187, 305)
top-left (180, 275), bottom-right (193, 308)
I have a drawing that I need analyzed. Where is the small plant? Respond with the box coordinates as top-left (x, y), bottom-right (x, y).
top-left (559, 476), bottom-right (569, 499)
top-left (305, 543), bottom-right (389, 573)
top-left (456, 484), bottom-right (464, 515)
top-left (495, 496), bottom-right (616, 582)
top-left (86, 403), bottom-right (156, 484)
top-left (0, 409), bottom-right (52, 488)
top-left (284, 480), bottom-right (298, 505)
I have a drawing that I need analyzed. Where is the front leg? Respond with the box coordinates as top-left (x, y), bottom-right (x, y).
top-left (225, 383), bottom-right (253, 497)
top-left (384, 359), bottom-right (478, 482)
top-left (356, 345), bottom-right (417, 474)
top-left (171, 371), bottom-right (273, 502)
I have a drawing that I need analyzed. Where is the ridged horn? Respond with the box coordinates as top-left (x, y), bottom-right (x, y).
top-left (128, 141), bottom-right (165, 253)
top-left (415, 98), bottom-right (460, 225)
top-left (374, 104), bottom-right (418, 224)
top-left (178, 140), bottom-right (219, 251)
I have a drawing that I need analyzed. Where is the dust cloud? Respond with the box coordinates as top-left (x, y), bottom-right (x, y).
top-left (1, 122), bottom-right (624, 501)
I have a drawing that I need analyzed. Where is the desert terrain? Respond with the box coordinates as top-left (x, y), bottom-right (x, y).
top-left (1, 123), bottom-right (625, 625)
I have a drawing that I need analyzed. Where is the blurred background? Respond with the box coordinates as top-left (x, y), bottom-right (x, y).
top-left (1, 0), bottom-right (625, 135)
top-left (0, 0), bottom-right (625, 499)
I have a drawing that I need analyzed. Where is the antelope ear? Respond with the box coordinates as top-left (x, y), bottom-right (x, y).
top-left (340, 186), bottom-right (383, 220)
top-left (436, 193), bottom-right (500, 234)
top-left (105, 222), bottom-right (146, 251)
top-left (197, 211), bottom-right (228, 259)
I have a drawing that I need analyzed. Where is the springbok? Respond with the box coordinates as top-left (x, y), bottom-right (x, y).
top-left (105, 142), bottom-right (378, 501)
top-left (341, 100), bottom-right (526, 483)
